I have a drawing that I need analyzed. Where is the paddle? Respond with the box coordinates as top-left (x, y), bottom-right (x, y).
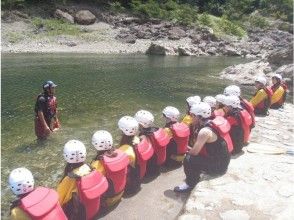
top-left (246, 143), bottom-right (294, 155)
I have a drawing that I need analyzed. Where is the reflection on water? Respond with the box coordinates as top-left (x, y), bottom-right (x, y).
top-left (1, 53), bottom-right (250, 218)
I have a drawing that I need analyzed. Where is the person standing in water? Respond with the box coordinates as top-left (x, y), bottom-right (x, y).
top-left (34, 80), bottom-right (60, 139)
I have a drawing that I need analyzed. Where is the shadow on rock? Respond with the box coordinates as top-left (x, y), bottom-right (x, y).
top-left (164, 189), bottom-right (191, 203)
top-left (231, 150), bottom-right (245, 159)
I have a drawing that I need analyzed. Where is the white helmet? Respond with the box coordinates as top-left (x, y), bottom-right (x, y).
top-left (134, 110), bottom-right (154, 128)
top-left (162, 106), bottom-right (180, 122)
top-left (224, 85), bottom-right (241, 97)
top-left (190, 102), bottom-right (211, 119)
top-left (118, 116), bottom-right (139, 136)
top-left (9, 167), bottom-right (34, 195)
top-left (186, 96), bottom-right (201, 107)
top-left (63, 140), bottom-right (86, 163)
top-left (92, 130), bottom-right (113, 151)
top-left (215, 94), bottom-right (227, 104)
top-left (272, 74), bottom-right (282, 81)
top-left (203, 96), bottom-right (216, 108)
top-left (255, 76), bottom-right (267, 86)
top-left (223, 95), bottom-right (241, 108)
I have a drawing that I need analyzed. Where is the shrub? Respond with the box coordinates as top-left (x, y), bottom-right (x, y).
top-left (248, 14), bottom-right (270, 29)
top-left (109, 1), bottom-right (126, 12)
top-left (32, 18), bottom-right (81, 36)
top-left (216, 16), bottom-right (246, 37)
top-left (198, 13), bottom-right (212, 26)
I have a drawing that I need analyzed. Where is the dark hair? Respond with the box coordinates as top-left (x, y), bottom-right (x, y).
top-left (60, 162), bottom-right (84, 182)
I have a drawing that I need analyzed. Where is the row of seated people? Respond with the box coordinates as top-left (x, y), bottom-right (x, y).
top-left (250, 74), bottom-right (288, 115)
top-left (9, 79), bottom-right (283, 220)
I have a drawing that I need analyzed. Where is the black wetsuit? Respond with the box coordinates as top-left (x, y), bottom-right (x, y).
top-left (184, 123), bottom-right (230, 187)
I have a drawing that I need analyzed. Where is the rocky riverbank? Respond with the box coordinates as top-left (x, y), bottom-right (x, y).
top-left (179, 103), bottom-right (294, 220)
top-left (1, 7), bottom-right (293, 58)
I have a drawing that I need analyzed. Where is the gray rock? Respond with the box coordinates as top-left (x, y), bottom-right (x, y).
top-left (178, 46), bottom-right (193, 56)
top-left (168, 27), bottom-right (186, 40)
top-left (116, 34), bottom-right (136, 44)
top-left (178, 214), bottom-right (202, 220)
top-left (274, 64), bottom-right (294, 80)
top-left (267, 46), bottom-right (293, 66)
top-left (223, 46), bottom-right (242, 56)
top-left (54, 9), bottom-right (74, 24)
top-left (220, 210), bottom-right (250, 220)
top-left (145, 43), bottom-right (176, 55)
top-left (74, 10), bottom-right (96, 25)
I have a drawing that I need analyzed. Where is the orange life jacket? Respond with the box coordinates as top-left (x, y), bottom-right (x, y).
top-left (135, 137), bottom-right (154, 179)
top-left (102, 150), bottom-right (129, 194)
top-left (76, 171), bottom-right (108, 220)
top-left (170, 122), bottom-right (190, 154)
top-left (20, 187), bottom-right (67, 220)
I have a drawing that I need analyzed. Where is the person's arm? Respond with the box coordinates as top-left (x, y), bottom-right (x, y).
top-left (271, 86), bottom-right (284, 104)
top-left (37, 110), bottom-right (52, 135)
top-left (250, 89), bottom-right (267, 107)
top-left (53, 97), bottom-right (61, 131)
top-left (188, 128), bottom-right (211, 156)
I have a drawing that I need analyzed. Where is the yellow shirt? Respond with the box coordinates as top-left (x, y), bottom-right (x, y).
top-left (91, 160), bottom-right (106, 175)
top-left (271, 86), bottom-right (285, 105)
top-left (182, 115), bottom-right (193, 126)
top-left (164, 127), bottom-right (173, 138)
top-left (57, 164), bottom-right (91, 206)
top-left (10, 207), bottom-right (31, 220)
top-left (250, 89), bottom-right (268, 107)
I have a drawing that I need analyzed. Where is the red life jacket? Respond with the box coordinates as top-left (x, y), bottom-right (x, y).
top-left (199, 116), bottom-right (233, 156)
top-left (170, 122), bottom-right (190, 154)
top-left (149, 128), bottom-right (171, 165)
top-left (239, 109), bottom-right (252, 143)
top-left (255, 87), bottom-right (273, 111)
top-left (20, 187), bottom-right (67, 220)
top-left (102, 149), bottom-right (129, 194)
top-left (241, 98), bottom-right (255, 128)
top-left (76, 171), bottom-right (108, 220)
top-left (135, 137), bottom-right (154, 179)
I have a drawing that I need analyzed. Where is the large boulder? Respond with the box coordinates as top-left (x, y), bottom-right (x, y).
top-left (168, 27), bottom-right (186, 40)
top-left (220, 60), bottom-right (272, 84)
top-left (54, 9), bottom-right (74, 24)
top-left (145, 43), bottom-right (176, 55)
top-left (74, 10), bottom-right (96, 25)
top-left (267, 46), bottom-right (293, 66)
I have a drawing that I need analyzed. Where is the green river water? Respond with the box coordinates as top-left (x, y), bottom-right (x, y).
top-left (1, 53), bottom-right (252, 218)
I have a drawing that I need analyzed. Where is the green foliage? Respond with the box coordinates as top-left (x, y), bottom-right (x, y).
top-left (216, 16), bottom-right (246, 37)
top-left (130, 0), bottom-right (198, 25)
top-left (248, 14), bottom-right (270, 29)
top-left (198, 13), bottom-right (212, 26)
top-left (32, 18), bottom-right (81, 36)
top-left (1, 0), bottom-right (24, 9)
top-left (223, 0), bottom-right (259, 20)
top-left (109, 1), bottom-right (126, 12)
top-left (5, 32), bottom-right (24, 43)
top-left (260, 0), bottom-right (293, 22)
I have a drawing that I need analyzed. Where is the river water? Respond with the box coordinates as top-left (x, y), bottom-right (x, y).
top-left (1, 53), bottom-right (251, 218)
